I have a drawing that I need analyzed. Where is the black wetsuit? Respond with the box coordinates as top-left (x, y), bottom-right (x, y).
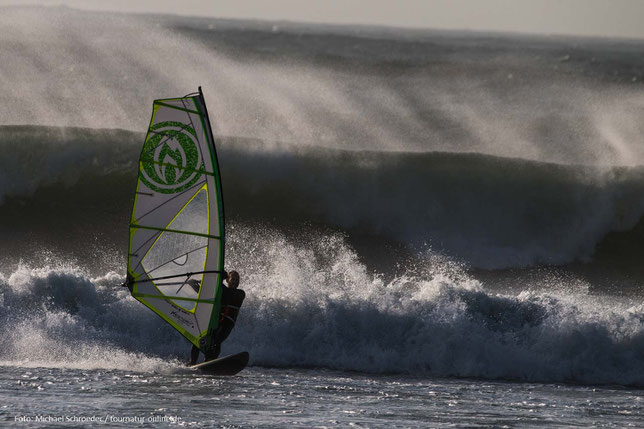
top-left (205, 287), bottom-right (245, 361)
top-left (190, 285), bottom-right (245, 364)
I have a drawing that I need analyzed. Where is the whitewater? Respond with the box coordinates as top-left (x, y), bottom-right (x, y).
top-left (2, 6), bottom-right (644, 427)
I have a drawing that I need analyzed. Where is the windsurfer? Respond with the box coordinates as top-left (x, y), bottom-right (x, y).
top-left (189, 270), bottom-right (245, 364)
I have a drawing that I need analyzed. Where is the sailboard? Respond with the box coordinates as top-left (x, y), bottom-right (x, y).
top-left (189, 351), bottom-right (249, 375)
top-left (125, 87), bottom-right (227, 355)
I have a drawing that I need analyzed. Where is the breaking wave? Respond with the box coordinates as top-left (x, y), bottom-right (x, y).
top-left (1, 228), bottom-right (644, 386)
top-left (2, 126), bottom-right (644, 270)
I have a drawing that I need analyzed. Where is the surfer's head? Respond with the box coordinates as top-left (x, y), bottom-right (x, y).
top-left (227, 271), bottom-right (240, 289)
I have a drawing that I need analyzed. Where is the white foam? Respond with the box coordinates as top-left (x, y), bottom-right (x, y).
top-left (1, 199), bottom-right (644, 384)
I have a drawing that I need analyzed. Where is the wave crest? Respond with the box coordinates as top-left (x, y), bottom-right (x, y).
top-left (2, 126), bottom-right (644, 269)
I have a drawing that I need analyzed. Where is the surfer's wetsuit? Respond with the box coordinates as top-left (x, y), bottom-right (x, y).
top-left (206, 285), bottom-right (245, 361)
top-left (189, 272), bottom-right (245, 364)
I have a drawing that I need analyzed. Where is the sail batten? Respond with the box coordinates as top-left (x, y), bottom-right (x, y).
top-left (130, 224), bottom-right (222, 240)
top-left (153, 101), bottom-right (200, 114)
top-left (126, 88), bottom-right (225, 348)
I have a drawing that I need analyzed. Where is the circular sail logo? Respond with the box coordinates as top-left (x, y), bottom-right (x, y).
top-left (140, 121), bottom-right (204, 194)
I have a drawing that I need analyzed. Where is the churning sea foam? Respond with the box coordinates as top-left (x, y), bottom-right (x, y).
top-left (2, 226), bottom-right (644, 386)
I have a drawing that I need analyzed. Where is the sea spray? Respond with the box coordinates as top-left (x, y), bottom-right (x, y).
top-left (2, 231), bottom-right (644, 385)
top-left (1, 7), bottom-right (644, 164)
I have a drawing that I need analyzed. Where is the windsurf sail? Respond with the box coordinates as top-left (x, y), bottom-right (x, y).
top-left (125, 87), bottom-right (225, 350)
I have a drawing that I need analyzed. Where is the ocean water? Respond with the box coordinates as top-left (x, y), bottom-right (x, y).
top-left (2, 5), bottom-right (644, 427)
top-left (3, 366), bottom-right (644, 427)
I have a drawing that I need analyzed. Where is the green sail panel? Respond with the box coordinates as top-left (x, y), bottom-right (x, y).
top-left (127, 89), bottom-right (225, 348)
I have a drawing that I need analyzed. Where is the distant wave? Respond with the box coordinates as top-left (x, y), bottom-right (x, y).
top-left (2, 231), bottom-right (644, 386)
top-left (2, 126), bottom-right (644, 270)
top-left (2, 6), bottom-right (644, 165)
